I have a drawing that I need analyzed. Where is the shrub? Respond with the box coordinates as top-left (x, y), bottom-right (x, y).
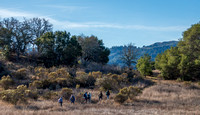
top-left (42, 90), bottom-right (58, 100)
top-left (114, 93), bottom-right (128, 104)
top-left (76, 84), bottom-right (80, 89)
top-left (60, 88), bottom-right (73, 99)
top-left (115, 86), bottom-right (142, 103)
top-left (176, 77), bottom-right (182, 82)
top-left (0, 75), bottom-right (14, 89)
top-left (95, 76), bottom-right (118, 91)
top-left (48, 72), bottom-right (58, 80)
top-left (91, 71), bottom-right (102, 78)
top-left (56, 68), bottom-right (71, 78)
top-left (128, 86), bottom-right (142, 100)
top-left (0, 85), bottom-right (28, 105)
top-left (34, 67), bottom-right (48, 79)
top-left (25, 90), bottom-right (38, 100)
top-left (76, 71), bottom-right (95, 88)
top-left (56, 77), bottom-right (75, 88)
top-left (29, 80), bottom-right (43, 89)
top-left (13, 68), bottom-right (28, 79)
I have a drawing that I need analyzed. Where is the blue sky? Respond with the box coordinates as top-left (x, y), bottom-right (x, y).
top-left (0, 0), bottom-right (200, 48)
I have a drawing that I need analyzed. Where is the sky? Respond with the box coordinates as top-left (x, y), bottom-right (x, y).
top-left (0, 0), bottom-right (200, 48)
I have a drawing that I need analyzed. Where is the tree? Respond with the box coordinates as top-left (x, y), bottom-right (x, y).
top-left (36, 31), bottom-right (82, 67)
top-left (155, 47), bottom-right (181, 79)
top-left (177, 22), bottom-right (200, 80)
top-left (61, 35), bottom-right (82, 66)
top-left (29, 18), bottom-right (53, 52)
top-left (78, 35), bottom-right (110, 65)
top-left (36, 32), bottom-right (56, 67)
top-left (120, 43), bottom-right (138, 69)
top-left (136, 54), bottom-right (152, 76)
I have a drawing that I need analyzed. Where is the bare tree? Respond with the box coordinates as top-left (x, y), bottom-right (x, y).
top-left (120, 43), bottom-right (139, 69)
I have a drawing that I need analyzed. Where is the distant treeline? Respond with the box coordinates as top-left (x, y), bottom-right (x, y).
top-left (109, 41), bottom-right (178, 65)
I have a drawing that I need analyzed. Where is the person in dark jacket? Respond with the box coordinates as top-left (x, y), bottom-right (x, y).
top-left (98, 91), bottom-right (103, 101)
top-left (88, 92), bottom-right (91, 103)
top-left (58, 97), bottom-right (63, 107)
top-left (70, 94), bottom-right (75, 104)
top-left (84, 92), bottom-right (88, 103)
top-left (106, 90), bottom-right (110, 99)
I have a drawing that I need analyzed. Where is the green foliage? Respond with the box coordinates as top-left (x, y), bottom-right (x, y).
top-left (136, 54), bottom-right (153, 76)
top-left (0, 85), bottom-right (37, 105)
top-left (155, 47), bottom-right (181, 80)
top-left (114, 86), bottom-right (142, 104)
top-left (36, 31), bottom-right (82, 67)
top-left (25, 90), bottom-right (38, 100)
top-left (13, 68), bottom-right (28, 79)
top-left (76, 71), bottom-right (95, 88)
top-left (56, 77), bottom-right (75, 88)
top-left (34, 67), bottom-right (48, 79)
top-left (78, 35), bottom-right (110, 65)
top-left (155, 22), bottom-right (200, 80)
top-left (60, 88), bottom-right (73, 99)
top-left (95, 76), bottom-right (118, 91)
top-left (0, 75), bottom-right (14, 89)
top-left (29, 80), bottom-right (43, 89)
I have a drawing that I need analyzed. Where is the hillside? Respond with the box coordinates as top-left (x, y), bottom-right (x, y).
top-left (109, 41), bottom-right (178, 65)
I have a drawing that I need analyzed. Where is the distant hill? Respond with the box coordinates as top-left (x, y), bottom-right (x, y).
top-left (108, 41), bottom-right (178, 65)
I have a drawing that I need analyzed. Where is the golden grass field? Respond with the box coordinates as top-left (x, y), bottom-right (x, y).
top-left (0, 80), bottom-right (199, 115)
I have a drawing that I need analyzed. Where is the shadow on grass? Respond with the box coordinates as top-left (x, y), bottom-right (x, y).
top-left (131, 77), bottom-right (155, 89)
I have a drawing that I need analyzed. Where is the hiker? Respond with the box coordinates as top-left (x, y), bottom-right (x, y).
top-left (106, 90), bottom-right (110, 99)
top-left (88, 92), bottom-right (91, 103)
top-left (84, 92), bottom-right (88, 103)
top-left (70, 94), bottom-right (75, 104)
top-left (98, 91), bottom-right (103, 101)
top-left (58, 97), bottom-right (63, 107)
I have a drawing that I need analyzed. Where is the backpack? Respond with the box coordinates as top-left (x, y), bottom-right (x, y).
top-left (58, 98), bottom-right (63, 103)
top-left (84, 93), bottom-right (87, 98)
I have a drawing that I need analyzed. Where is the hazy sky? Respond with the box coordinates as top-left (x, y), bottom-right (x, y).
top-left (0, 0), bottom-right (200, 47)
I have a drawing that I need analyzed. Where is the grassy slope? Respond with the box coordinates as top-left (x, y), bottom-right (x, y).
top-left (0, 79), bottom-right (199, 115)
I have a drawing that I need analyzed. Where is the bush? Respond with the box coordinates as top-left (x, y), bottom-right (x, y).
top-left (34, 67), bottom-right (48, 79)
top-left (95, 76), bottom-right (118, 91)
top-left (0, 85), bottom-right (28, 105)
top-left (91, 71), bottom-right (102, 78)
top-left (48, 72), bottom-right (58, 80)
top-left (0, 75), bottom-right (14, 89)
top-left (29, 80), bottom-right (43, 89)
top-left (13, 68), bottom-right (28, 79)
top-left (76, 72), bottom-right (95, 88)
top-left (60, 88), bottom-right (73, 99)
top-left (25, 90), bottom-right (38, 100)
top-left (56, 77), bottom-right (75, 88)
top-left (30, 79), bottom-right (56, 90)
top-left (176, 77), bottom-right (182, 82)
top-left (114, 86), bottom-right (141, 104)
top-left (42, 90), bottom-right (58, 100)
top-left (128, 86), bottom-right (142, 100)
top-left (56, 68), bottom-right (71, 78)
top-left (114, 93), bottom-right (128, 104)
top-left (76, 84), bottom-right (80, 89)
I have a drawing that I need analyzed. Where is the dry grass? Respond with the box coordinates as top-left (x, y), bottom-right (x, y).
top-left (0, 80), bottom-right (200, 115)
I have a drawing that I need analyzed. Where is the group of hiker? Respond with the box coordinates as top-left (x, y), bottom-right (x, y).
top-left (58, 90), bottom-right (110, 106)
